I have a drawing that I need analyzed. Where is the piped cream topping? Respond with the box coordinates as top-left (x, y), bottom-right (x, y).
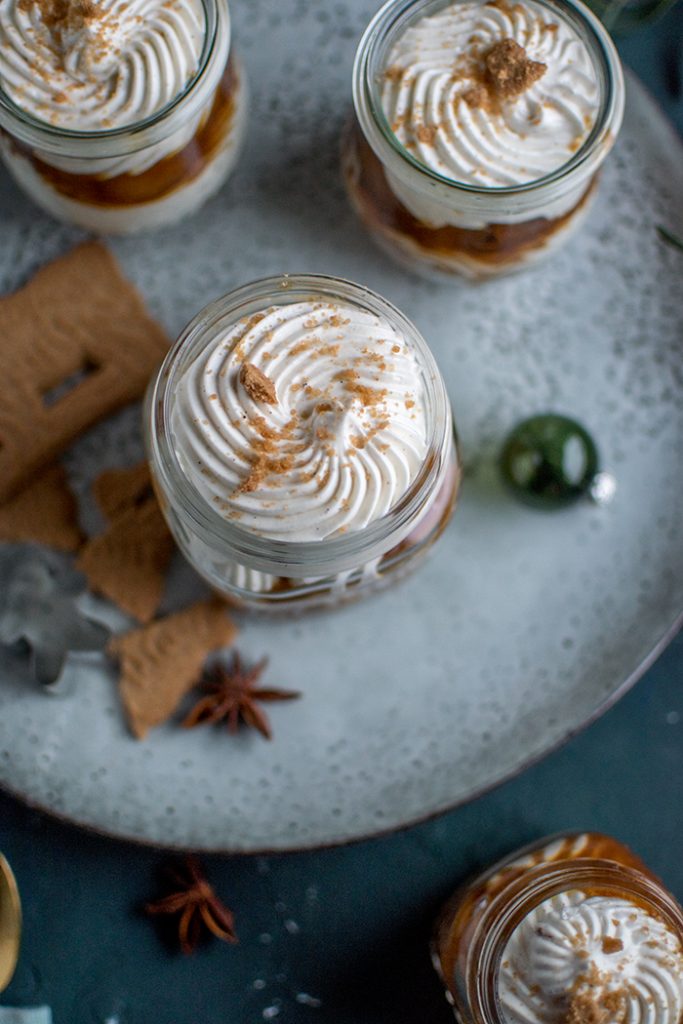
top-left (381, 0), bottom-right (601, 187)
top-left (0, 0), bottom-right (205, 129)
top-left (170, 300), bottom-right (430, 543)
top-left (499, 890), bottom-right (683, 1024)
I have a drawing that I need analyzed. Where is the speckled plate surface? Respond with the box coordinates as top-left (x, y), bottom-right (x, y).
top-left (0, 0), bottom-right (681, 851)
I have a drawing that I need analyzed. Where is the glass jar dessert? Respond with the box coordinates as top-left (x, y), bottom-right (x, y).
top-left (343, 0), bottom-right (625, 280)
top-left (146, 274), bottom-right (460, 611)
top-left (433, 832), bottom-right (683, 1024)
top-left (0, 0), bottom-right (247, 234)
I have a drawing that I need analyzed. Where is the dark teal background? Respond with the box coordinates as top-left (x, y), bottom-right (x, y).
top-left (1, 7), bottom-right (682, 1021)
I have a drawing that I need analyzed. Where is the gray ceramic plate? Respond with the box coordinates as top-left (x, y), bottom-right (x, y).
top-left (0, 0), bottom-right (681, 850)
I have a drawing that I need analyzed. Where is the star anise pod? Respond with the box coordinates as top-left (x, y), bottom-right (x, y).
top-left (182, 653), bottom-right (300, 740)
top-left (144, 855), bottom-right (237, 955)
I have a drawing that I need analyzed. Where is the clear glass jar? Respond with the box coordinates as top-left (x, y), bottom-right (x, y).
top-left (432, 832), bottom-right (683, 1024)
top-left (0, 0), bottom-right (247, 234)
top-left (343, 0), bottom-right (625, 281)
top-left (145, 274), bottom-right (460, 612)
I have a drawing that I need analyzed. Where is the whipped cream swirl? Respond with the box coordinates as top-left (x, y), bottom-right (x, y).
top-left (0, 0), bottom-right (205, 129)
top-left (499, 890), bottom-right (683, 1024)
top-left (381, 0), bottom-right (600, 187)
top-left (171, 300), bottom-right (429, 543)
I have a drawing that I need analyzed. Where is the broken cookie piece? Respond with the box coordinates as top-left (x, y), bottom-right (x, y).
top-left (0, 241), bottom-right (169, 502)
top-left (77, 494), bottom-right (174, 624)
top-left (239, 362), bottom-right (278, 405)
top-left (485, 38), bottom-right (546, 101)
top-left (109, 599), bottom-right (238, 739)
top-left (93, 462), bottom-right (155, 523)
top-left (0, 464), bottom-right (83, 552)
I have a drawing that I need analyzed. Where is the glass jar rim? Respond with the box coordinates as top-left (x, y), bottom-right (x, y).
top-left (352, 0), bottom-right (625, 197)
top-left (147, 273), bottom-right (453, 573)
top-left (0, 0), bottom-right (226, 151)
top-left (469, 859), bottom-right (683, 1024)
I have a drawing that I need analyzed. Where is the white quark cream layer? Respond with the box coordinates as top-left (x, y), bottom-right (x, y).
top-left (0, 66), bottom-right (247, 232)
top-left (0, 0), bottom-right (205, 130)
top-left (171, 300), bottom-right (430, 543)
top-left (381, 0), bottom-right (600, 188)
top-left (499, 890), bottom-right (683, 1024)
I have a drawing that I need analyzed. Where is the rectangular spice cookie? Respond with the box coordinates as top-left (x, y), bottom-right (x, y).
top-left (0, 242), bottom-right (169, 502)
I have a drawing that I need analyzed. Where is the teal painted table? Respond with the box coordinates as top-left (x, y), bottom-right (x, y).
top-left (1, 6), bottom-right (682, 1021)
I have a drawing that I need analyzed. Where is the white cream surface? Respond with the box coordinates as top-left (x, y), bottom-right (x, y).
top-left (0, 0), bottom-right (205, 130)
top-left (381, 0), bottom-right (600, 188)
top-left (499, 890), bottom-right (683, 1024)
top-left (171, 300), bottom-right (429, 543)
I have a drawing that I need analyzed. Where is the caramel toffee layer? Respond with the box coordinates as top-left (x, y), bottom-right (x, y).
top-left (8, 59), bottom-right (238, 208)
top-left (345, 121), bottom-right (597, 266)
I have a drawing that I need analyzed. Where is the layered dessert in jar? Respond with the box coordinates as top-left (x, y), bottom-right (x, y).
top-left (146, 274), bottom-right (460, 611)
top-left (0, 0), bottom-right (247, 232)
top-left (344, 0), bottom-right (625, 280)
top-left (433, 832), bottom-right (683, 1024)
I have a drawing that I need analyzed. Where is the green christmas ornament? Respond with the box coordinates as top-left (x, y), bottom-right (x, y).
top-left (500, 414), bottom-right (613, 510)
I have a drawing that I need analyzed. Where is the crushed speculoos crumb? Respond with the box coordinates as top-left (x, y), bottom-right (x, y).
top-left (289, 339), bottom-right (312, 357)
top-left (566, 987), bottom-right (629, 1024)
top-left (233, 453), bottom-right (268, 495)
top-left (566, 991), bottom-right (610, 1024)
top-left (315, 343), bottom-right (340, 359)
top-left (33, 0), bottom-right (101, 39)
top-left (344, 381), bottom-right (387, 406)
top-left (416, 124), bottom-right (438, 145)
top-left (485, 38), bottom-right (546, 100)
top-left (384, 65), bottom-right (404, 82)
top-left (239, 362), bottom-right (278, 405)
top-left (463, 83), bottom-right (489, 109)
top-left (601, 936), bottom-right (624, 955)
top-left (564, 964), bottom-right (630, 1024)
top-left (230, 410), bottom-right (302, 497)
